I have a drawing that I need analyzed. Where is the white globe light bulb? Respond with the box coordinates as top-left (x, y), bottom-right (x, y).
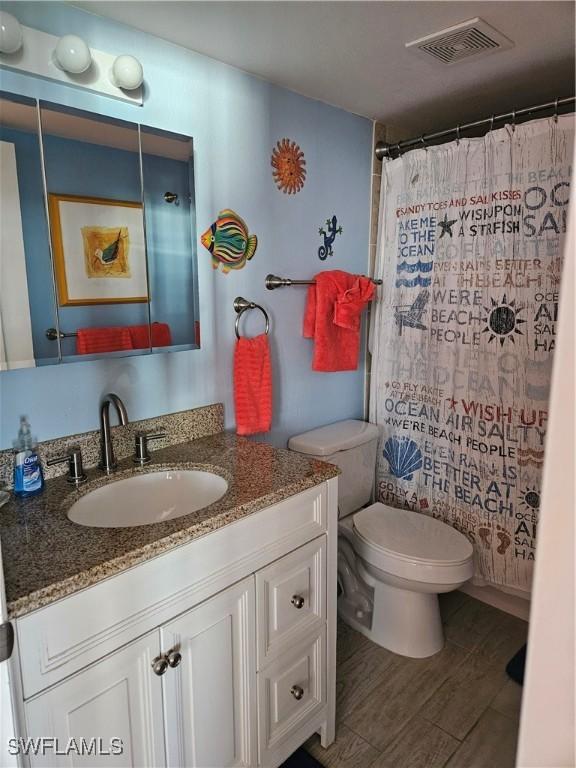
top-left (0, 11), bottom-right (23, 54)
top-left (54, 34), bottom-right (92, 74)
top-left (111, 54), bottom-right (143, 90)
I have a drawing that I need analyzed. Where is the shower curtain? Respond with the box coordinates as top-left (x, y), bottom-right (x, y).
top-left (370, 115), bottom-right (574, 593)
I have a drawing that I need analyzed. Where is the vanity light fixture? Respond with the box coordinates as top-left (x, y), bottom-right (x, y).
top-left (0, 16), bottom-right (143, 105)
top-left (110, 54), bottom-right (143, 90)
top-left (54, 34), bottom-right (92, 74)
top-left (0, 11), bottom-right (23, 54)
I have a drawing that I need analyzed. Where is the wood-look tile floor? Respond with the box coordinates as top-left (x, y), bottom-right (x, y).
top-left (305, 592), bottom-right (527, 768)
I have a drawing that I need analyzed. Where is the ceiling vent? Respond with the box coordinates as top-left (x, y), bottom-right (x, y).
top-left (405, 18), bottom-right (514, 65)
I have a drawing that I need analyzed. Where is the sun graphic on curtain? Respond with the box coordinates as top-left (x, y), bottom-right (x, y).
top-left (481, 295), bottom-right (526, 345)
top-left (271, 138), bottom-right (307, 194)
top-left (518, 486), bottom-right (540, 511)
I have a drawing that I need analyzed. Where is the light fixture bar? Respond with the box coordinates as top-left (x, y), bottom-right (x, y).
top-left (0, 24), bottom-right (142, 106)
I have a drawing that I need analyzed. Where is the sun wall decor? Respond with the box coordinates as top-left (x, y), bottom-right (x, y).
top-left (271, 138), bottom-right (306, 194)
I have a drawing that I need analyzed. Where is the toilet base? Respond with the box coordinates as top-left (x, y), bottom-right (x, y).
top-left (371, 580), bottom-right (444, 657)
top-left (339, 578), bottom-right (445, 658)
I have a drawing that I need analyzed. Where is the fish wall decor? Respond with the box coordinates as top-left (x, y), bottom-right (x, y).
top-left (201, 209), bottom-right (258, 273)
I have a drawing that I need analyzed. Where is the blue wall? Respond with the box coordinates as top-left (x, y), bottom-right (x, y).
top-left (0, 1), bottom-right (372, 448)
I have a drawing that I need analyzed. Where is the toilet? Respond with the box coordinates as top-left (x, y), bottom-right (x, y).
top-left (288, 420), bottom-right (474, 658)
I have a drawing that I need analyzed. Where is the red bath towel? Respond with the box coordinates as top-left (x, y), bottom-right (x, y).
top-left (129, 322), bottom-right (172, 349)
top-left (303, 271), bottom-right (375, 371)
top-left (76, 327), bottom-right (133, 355)
top-left (234, 334), bottom-right (272, 435)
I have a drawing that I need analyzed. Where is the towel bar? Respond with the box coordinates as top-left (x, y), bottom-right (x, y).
top-left (45, 328), bottom-right (77, 340)
top-left (265, 273), bottom-right (382, 290)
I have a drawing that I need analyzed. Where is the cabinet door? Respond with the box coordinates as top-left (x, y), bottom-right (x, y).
top-left (24, 633), bottom-right (165, 768)
top-left (161, 577), bottom-right (257, 768)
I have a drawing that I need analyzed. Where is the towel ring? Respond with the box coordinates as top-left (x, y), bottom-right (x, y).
top-left (234, 296), bottom-right (270, 340)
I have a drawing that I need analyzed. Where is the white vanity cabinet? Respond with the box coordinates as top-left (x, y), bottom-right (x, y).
top-left (24, 632), bottom-right (166, 768)
top-left (13, 479), bottom-right (338, 768)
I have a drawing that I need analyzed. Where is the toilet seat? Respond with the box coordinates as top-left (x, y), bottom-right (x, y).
top-left (351, 503), bottom-right (474, 585)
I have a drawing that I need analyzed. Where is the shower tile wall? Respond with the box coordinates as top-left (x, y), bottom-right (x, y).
top-left (365, 121), bottom-right (386, 415)
top-left (369, 121), bottom-right (386, 277)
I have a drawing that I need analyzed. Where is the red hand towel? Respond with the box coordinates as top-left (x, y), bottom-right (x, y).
top-left (303, 270), bottom-right (374, 371)
top-left (234, 334), bottom-right (272, 435)
top-left (76, 327), bottom-right (133, 355)
top-left (129, 323), bottom-right (172, 349)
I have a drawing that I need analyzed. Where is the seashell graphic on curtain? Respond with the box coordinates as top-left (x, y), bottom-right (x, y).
top-left (369, 114), bottom-right (574, 594)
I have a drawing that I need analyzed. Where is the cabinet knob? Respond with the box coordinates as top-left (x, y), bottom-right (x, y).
top-left (152, 655), bottom-right (169, 676)
top-left (166, 649), bottom-right (182, 668)
top-left (290, 685), bottom-right (304, 701)
top-left (291, 595), bottom-right (305, 609)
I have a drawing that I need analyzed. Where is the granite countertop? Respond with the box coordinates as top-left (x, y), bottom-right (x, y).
top-left (0, 432), bottom-right (339, 619)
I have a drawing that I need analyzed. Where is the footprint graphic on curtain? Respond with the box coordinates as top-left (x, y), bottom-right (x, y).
top-left (478, 524), bottom-right (512, 555)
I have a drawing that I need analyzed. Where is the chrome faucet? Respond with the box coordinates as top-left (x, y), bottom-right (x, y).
top-left (99, 393), bottom-right (129, 473)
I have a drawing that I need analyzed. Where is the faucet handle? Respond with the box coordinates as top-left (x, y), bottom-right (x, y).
top-left (133, 430), bottom-right (167, 465)
top-left (47, 445), bottom-right (87, 485)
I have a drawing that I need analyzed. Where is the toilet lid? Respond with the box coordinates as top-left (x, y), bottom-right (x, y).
top-left (353, 503), bottom-right (473, 565)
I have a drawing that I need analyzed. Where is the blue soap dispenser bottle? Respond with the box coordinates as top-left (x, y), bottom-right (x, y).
top-left (13, 416), bottom-right (45, 497)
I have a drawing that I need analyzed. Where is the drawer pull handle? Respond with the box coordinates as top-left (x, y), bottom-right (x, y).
top-left (291, 685), bottom-right (304, 700)
top-left (166, 649), bottom-right (182, 668)
top-left (152, 655), bottom-right (168, 676)
top-left (291, 595), bottom-right (305, 609)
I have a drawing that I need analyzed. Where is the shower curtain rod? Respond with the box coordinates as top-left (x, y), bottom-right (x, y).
top-left (375, 95), bottom-right (576, 160)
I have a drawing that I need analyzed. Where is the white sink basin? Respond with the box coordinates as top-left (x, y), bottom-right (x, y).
top-left (68, 470), bottom-right (229, 528)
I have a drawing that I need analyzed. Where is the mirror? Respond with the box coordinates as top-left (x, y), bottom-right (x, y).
top-left (0, 92), bottom-right (58, 369)
top-left (40, 102), bottom-right (151, 362)
top-left (0, 92), bottom-right (200, 370)
top-left (140, 126), bottom-right (200, 352)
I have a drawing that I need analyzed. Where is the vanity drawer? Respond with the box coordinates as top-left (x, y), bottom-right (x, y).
top-left (257, 627), bottom-right (326, 763)
top-left (256, 536), bottom-right (326, 668)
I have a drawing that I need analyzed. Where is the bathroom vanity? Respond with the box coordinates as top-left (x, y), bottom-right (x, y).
top-left (0, 407), bottom-right (339, 768)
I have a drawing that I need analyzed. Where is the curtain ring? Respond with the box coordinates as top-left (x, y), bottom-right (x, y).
top-left (456, 124), bottom-right (461, 145)
top-left (511, 109), bottom-right (516, 132)
top-left (420, 134), bottom-right (427, 150)
top-left (554, 97), bottom-right (559, 123)
top-left (490, 114), bottom-right (495, 132)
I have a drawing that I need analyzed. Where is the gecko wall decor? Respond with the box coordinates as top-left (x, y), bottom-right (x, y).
top-left (318, 215), bottom-right (342, 260)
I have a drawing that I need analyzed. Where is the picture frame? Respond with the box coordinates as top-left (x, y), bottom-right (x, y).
top-left (48, 193), bottom-right (148, 306)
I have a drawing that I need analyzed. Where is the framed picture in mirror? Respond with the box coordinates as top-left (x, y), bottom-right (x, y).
top-left (48, 193), bottom-right (148, 305)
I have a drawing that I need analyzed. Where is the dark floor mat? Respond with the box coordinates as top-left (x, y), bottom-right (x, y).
top-left (280, 747), bottom-right (325, 768)
top-left (506, 644), bottom-right (527, 685)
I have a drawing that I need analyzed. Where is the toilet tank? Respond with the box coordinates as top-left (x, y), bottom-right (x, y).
top-left (288, 420), bottom-right (380, 518)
